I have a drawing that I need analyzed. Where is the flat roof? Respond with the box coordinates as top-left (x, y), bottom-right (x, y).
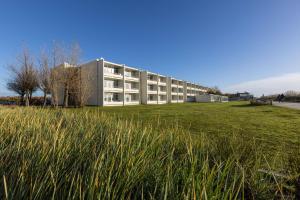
top-left (81, 58), bottom-right (208, 88)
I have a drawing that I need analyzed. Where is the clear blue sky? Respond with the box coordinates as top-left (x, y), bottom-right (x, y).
top-left (1, 0), bottom-right (300, 96)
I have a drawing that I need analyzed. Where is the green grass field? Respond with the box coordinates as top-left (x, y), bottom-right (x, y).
top-left (94, 101), bottom-right (300, 150)
top-left (0, 102), bottom-right (299, 199)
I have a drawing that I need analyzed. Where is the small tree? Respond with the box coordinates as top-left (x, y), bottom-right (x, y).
top-left (207, 86), bottom-right (222, 95)
top-left (7, 48), bottom-right (39, 106)
top-left (7, 78), bottom-right (26, 105)
top-left (73, 66), bottom-right (92, 107)
top-left (285, 90), bottom-right (300, 97)
top-left (58, 42), bottom-right (82, 108)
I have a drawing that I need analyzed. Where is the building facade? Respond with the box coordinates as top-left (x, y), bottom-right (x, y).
top-left (57, 58), bottom-right (208, 106)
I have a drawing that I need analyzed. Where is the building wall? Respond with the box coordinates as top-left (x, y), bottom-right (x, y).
top-left (80, 59), bottom-right (104, 106)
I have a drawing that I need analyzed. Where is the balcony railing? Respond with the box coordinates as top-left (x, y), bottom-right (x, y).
top-left (104, 87), bottom-right (123, 92)
top-left (125, 74), bottom-right (139, 78)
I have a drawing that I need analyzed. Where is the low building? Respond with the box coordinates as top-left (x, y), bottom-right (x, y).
top-left (196, 94), bottom-right (229, 103)
top-left (229, 92), bottom-right (254, 101)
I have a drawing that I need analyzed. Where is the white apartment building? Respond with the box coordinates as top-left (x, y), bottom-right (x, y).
top-left (141, 71), bottom-right (168, 104)
top-left (167, 78), bottom-right (185, 103)
top-left (57, 58), bottom-right (208, 106)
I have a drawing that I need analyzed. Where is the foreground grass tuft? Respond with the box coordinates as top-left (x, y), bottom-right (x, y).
top-left (0, 105), bottom-right (299, 199)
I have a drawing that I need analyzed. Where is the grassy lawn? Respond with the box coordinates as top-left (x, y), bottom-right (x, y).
top-left (91, 101), bottom-right (300, 150)
top-left (0, 101), bottom-right (299, 199)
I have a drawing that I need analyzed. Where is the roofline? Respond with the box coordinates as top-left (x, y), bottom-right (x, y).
top-left (79, 58), bottom-right (209, 88)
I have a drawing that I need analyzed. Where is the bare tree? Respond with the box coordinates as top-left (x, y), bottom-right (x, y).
top-left (7, 48), bottom-right (39, 106)
top-left (47, 42), bottom-right (88, 108)
top-left (59, 42), bottom-right (82, 108)
top-left (285, 90), bottom-right (300, 97)
top-left (73, 66), bottom-right (92, 107)
top-left (38, 50), bottom-right (51, 107)
top-left (49, 41), bottom-right (65, 108)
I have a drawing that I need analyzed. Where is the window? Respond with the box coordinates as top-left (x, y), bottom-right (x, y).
top-left (113, 93), bottom-right (119, 101)
top-left (125, 71), bottom-right (131, 77)
top-left (104, 66), bottom-right (121, 75)
top-left (114, 81), bottom-right (119, 88)
top-left (148, 95), bottom-right (156, 101)
top-left (104, 93), bottom-right (113, 102)
top-left (104, 93), bottom-right (122, 102)
top-left (148, 85), bottom-right (155, 91)
top-left (159, 86), bottom-right (166, 92)
top-left (159, 77), bottom-right (165, 82)
top-left (104, 80), bottom-right (112, 88)
top-left (125, 94), bottom-right (131, 102)
top-left (104, 67), bottom-right (114, 74)
top-left (159, 95), bottom-right (166, 101)
top-left (148, 75), bottom-right (156, 81)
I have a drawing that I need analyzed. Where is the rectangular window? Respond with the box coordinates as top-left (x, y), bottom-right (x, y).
top-left (104, 93), bottom-right (113, 102)
top-left (113, 93), bottom-right (120, 101)
top-left (125, 94), bottom-right (131, 102)
top-left (125, 71), bottom-right (131, 77)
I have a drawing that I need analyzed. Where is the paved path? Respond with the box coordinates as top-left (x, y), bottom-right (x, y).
top-left (273, 101), bottom-right (300, 110)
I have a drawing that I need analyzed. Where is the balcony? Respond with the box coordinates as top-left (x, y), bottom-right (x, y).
top-left (104, 101), bottom-right (123, 106)
top-left (171, 89), bottom-right (178, 95)
top-left (124, 73), bottom-right (139, 82)
top-left (104, 87), bottom-right (123, 92)
top-left (104, 66), bottom-right (123, 79)
top-left (158, 81), bottom-right (167, 86)
top-left (147, 100), bottom-right (158, 104)
top-left (147, 85), bottom-right (157, 94)
top-left (125, 76), bottom-right (139, 82)
top-left (158, 90), bottom-right (167, 94)
top-left (158, 100), bottom-right (167, 104)
top-left (147, 79), bottom-right (157, 84)
top-left (104, 72), bottom-right (123, 80)
top-left (125, 87), bottom-right (139, 93)
top-left (124, 101), bottom-right (140, 105)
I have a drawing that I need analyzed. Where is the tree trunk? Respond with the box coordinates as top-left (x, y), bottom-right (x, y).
top-left (20, 94), bottom-right (24, 106)
top-left (51, 92), bottom-right (58, 108)
top-left (43, 92), bottom-right (47, 107)
top-left (25, 91), bottom-right (30, 107)
top-left (29, 91), bottom-right (32, 101)
top-left (63, 86), bottom-right (69, 108)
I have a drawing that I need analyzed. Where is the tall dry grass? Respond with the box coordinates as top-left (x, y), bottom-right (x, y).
top-left (0, 107), bottom-right (299, 199)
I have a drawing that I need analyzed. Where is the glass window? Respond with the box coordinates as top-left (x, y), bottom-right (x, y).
top-left (125, 71), bottom-right (131, 77)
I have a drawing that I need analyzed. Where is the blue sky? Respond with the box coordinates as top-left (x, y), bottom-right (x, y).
top-left (0, 0), bottom-right (300, 96)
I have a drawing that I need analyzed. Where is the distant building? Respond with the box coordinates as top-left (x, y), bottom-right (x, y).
top-left (196, 94), bottom-right (228, 103)
top-left (229, 92), bottom-right (253, 101)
